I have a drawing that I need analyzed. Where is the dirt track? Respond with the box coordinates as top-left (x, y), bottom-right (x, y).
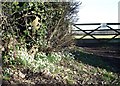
top-left (82, 46), bottom-right (120, 73)
top-left (83, 46), bottom-right (120, 58)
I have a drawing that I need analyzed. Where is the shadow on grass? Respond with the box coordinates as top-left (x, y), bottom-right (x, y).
top-left (72, 50), bottom-right (120, 73)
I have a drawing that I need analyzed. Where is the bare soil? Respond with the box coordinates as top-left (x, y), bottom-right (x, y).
top-left (83, 46), bottom-right (120, 58)
top-left (82, 46), bottom-right (120, 73)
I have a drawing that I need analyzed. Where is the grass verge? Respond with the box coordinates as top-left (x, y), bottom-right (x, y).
top-left (2, 47), bottom-right (120, 85)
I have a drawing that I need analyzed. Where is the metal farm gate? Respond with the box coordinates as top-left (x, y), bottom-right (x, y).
top-left (71, 23), bottom-right (120, 46)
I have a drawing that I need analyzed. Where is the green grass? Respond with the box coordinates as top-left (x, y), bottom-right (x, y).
top-left (73, 51), bottom-right (115, 72)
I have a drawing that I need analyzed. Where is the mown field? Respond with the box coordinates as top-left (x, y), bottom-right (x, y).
top-left (73, 35), bottom-right (120, 39)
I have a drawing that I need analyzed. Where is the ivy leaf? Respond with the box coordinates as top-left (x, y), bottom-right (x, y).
top-left (24, 30), bottom-right (29, 36)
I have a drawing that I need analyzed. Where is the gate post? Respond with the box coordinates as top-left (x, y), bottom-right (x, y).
top-left (118, 1), bottom-right (120, 29)
top-left (118, 1), bottom-right (120, 38)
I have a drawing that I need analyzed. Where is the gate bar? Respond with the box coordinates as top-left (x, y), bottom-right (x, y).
top-left (74, 23), bottom-right (120, 25)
